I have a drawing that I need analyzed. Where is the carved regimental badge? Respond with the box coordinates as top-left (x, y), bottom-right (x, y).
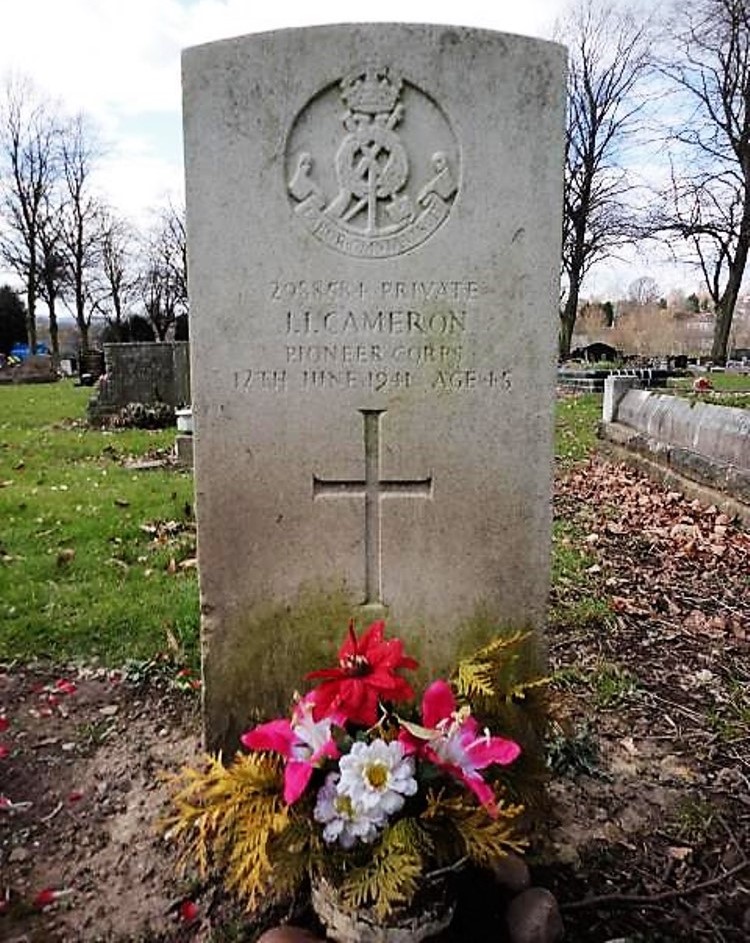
top-left (286, 66), bottom-right (460, 258)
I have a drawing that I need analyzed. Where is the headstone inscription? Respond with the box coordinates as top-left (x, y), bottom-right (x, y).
top-left (182, 24), bottom-right (566, 750)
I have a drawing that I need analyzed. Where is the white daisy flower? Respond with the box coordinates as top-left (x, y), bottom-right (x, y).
top-left (314, 772), bottom-right (384, 848)
top-left (337, 739), bottom-right (417, 816)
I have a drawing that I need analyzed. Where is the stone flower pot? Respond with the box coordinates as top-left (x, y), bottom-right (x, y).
top-left (311, 872), bottom-right (456, 943)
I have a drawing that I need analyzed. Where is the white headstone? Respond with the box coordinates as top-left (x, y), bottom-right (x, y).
top-left (183, 24), bottom-right (566, 749)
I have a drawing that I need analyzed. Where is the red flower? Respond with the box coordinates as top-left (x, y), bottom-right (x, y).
top-left (178, 899), bottom-right (199, 923)
top-left (33, 887), bottom-right (72, 908)
top-left (307, 621), bottom-right (418, 726)
top-left (54, 679), bottom-right (77, 695)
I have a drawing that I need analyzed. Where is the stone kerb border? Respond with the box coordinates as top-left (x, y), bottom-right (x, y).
top-left (600, 377), bottom-right (750, 522)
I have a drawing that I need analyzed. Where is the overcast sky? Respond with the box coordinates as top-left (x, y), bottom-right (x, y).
top-left (2, 0), bottom-right (692, 300)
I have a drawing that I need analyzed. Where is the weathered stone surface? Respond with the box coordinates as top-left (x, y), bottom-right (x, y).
top-left (0, 354), bottom-right (58, 385)
top-left (183, 24), bottom-right (566, 749)
top-left (602, 384), bottom-right (750, 510)
top-left (506, 886), bottom-right (565, 943)
top-left (88, 342), bottom-right (190, 417)
top-left (489, 852), bottom-right (531, 894)
top-left (615, 389), bottom-right (750, 471)
top-left (602, 376), bottom-right (640, 423)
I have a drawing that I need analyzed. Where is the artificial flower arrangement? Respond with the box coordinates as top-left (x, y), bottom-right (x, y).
top-left (168, 621), bottom-right (546, 926)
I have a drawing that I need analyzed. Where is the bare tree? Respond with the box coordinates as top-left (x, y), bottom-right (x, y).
top-left (58, 114), bottom-right (104, 354)
top-left (0, 76), bottom-right (62, 352)
top-left (659, 0), bottom-right (750, 363)
top-left (627, 275), bottom-right (661, 305)
top-left (36, 191), bottom-right (67, 365)
top-left (93, 208), bottom-right (138, 336)
top-left (556, 0), bottom-right (654, 359)
top-left (139, 201), bottom-right (188, 340)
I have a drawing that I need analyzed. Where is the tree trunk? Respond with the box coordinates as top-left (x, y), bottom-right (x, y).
top-left (711, 301), bottom-right (734, 364)
top-left (25, 273), bottom-right (37, 352)
top-left (78, 322), bottom-right (90, 356)
top-left (712, 240), bottom-right (748, 363)
top-left (47, 297), bottom-right (60, 369)
top-left (558, 284), bottom-right (580, 360)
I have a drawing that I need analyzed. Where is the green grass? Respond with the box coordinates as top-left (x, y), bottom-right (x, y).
top-left (555, 393), bottom-right (601, 464)
top-left (671, 372), bottom-right (750, 392)
top-left (0, 385), bottom-right (605, 668)
top-left (0, 381), bottom-right (199, 666)
top-left (668, 371), bottom-right (750, 409)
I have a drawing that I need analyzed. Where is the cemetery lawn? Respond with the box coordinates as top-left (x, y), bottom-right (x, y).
top-left (1, 390), bottom-right (748, 942)
top-left (670, 372), bottom-right (750, 410)
top-left (0, 381), bottom-right (199, 666)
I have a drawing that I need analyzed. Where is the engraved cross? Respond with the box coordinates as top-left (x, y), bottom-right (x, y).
top-left (313, 409), bottom-right (432, 606)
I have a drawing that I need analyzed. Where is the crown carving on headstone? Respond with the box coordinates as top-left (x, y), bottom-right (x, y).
top-left (340, 66), bottom-right (402, 114)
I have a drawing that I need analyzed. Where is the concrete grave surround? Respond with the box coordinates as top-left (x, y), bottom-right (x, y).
top-left (182, 24), bottom-right (566, 749)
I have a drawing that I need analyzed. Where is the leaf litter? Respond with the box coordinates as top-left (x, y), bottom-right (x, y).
top-left (546, 456), bottom-right (750, 941)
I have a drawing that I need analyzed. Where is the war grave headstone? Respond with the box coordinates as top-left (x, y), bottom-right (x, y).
top-left (182, 24), bottom-right (566, 749)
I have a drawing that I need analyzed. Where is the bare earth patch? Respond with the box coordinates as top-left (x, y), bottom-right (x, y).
top-left (1, 455), bottom-right (748, 941)
top-left (0, 666), bottom-right (203, 942)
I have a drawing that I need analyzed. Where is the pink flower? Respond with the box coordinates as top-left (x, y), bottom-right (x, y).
top-left (307, 621), bottom-right (418, 726)
top-left (401, 679), bottom-right (520, 812)
top-left (241, 694), bottom-right (344, 804)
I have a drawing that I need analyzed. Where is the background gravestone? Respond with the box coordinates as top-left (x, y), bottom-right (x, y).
top-left (88, 341), bottom-right (191, 418)
top-left (183, 24), bottom-right (566, 749)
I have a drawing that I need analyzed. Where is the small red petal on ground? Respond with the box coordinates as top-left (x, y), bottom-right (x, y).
top-left (178, 899), bottom-right (199, 923)
top-left (68, 790), bottom-right (84, 803)
top-left (33, 887), bottom-right (72, 909)
top-left (190, 679), bottom-right (202, 690)
top-left (0, 716), bottom-right (8, 733)
top-left (54, 679), bottom-right (77, 695)
top-left (0, 745), bottom-right (10, 759)
top-left (33, 888), bottom-right (58, 908)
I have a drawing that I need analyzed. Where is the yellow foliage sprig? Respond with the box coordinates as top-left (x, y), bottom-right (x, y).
top-left (421, 788), bottom-right (526, 867)
top-left (166, 752), bottom-right (306, 911)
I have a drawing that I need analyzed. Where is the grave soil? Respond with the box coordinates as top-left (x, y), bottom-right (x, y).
top-left (1, 456), bottom-right (748, 942)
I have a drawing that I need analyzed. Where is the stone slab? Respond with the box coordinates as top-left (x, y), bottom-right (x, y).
top-left (615, 390), bottom-right (750, 471)
top-left (88, 342), bottom-right (190, 417)
top-left (183, 24), bottom-right (566, 749)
